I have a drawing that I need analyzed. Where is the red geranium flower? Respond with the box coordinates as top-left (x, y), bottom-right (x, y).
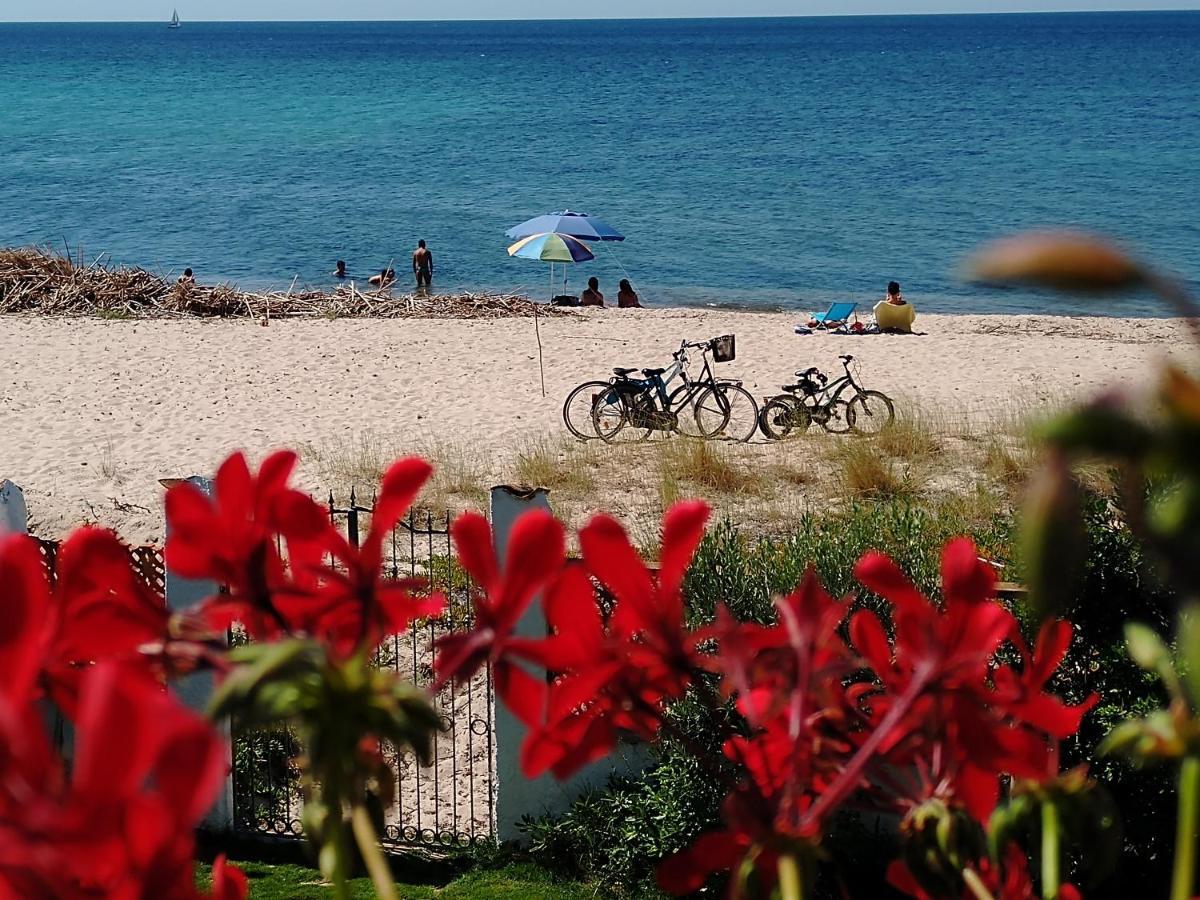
top-left (165, 450), bottom-right (329, 639)
top-left (0, 529), bottom-right (171, 713)
top-left (0, 663), bottom-right (244, 899)
top-left (285, 458), bottom-right (445, 657)
top-left (519, 502), bottom-right (710, 779)
top-left (433, 508), bottom-right (566, 726)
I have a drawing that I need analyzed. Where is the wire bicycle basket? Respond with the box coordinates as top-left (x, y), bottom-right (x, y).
top-left (710, 334), bottom-right (736, 362)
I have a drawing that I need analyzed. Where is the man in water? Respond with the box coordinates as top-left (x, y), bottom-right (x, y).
top-left (413, 240), bottom-right (433, 288)
top-left (333, 260), bottom-right (347, 278)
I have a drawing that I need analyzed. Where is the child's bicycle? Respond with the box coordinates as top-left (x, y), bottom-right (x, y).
top-left (758, 354), bottom-right (895, 439)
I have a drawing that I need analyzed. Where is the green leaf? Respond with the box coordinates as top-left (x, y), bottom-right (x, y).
top-left (1178, 603), bottom-right (1200, 711)
top-left (1127, 622), bottom-right (1173, 673)
top-left (208, 638), bottom-right (320, 720)
top-left (1039, 405), bottom-right (1155, 459)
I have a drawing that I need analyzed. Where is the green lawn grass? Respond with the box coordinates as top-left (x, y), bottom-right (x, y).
top-left (196, 860), bottom-right (596, 899)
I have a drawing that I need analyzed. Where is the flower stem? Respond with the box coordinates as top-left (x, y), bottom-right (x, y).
top-left (1041, 800), bottom-right (1060, 900)
top-left (777, 853), bottom-right (804, 900)
top-left (351, 803), bottom-right (398, 900)
top-left (1171, 756), bottom-right (1200, 900)
top-left (962, 867), bottom-right (998, 900)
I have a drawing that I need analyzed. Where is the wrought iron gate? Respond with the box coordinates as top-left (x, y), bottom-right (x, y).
top-left (231, 492), bottom-right (495, 848)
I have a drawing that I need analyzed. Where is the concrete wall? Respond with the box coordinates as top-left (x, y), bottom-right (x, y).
top-left (163, 475), bottom-right (235, 833)
top-left (489, 485), bottom-right (649, 843)
top-left (0, 480), bottom-right (27, 535)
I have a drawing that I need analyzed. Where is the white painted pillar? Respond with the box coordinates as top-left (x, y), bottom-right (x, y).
top-left (163, 475), bottom-right (234, 832)
top-left (0, 480), bottom-right (27, 535)
top-left (489, 485), bottom-right (649, 844)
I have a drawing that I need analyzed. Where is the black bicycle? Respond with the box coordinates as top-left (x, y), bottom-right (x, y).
top-left (587, 335), bottom-right (759, 443)
top-left (758, 354), bottom-right (894, 439)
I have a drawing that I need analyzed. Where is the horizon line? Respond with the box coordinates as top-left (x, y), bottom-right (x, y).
top-left (4, 7), bottom-right (1199, 23)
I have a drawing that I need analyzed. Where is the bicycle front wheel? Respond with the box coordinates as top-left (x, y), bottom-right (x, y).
top-left (563, 380), bottom-right (615, 440)
top-left (847, 391), bottom-right (896, 436)
top-left (819, 399), bottom-right (854, 434)
top-left (759, 396), bottom-right (810, 441)
top-left (694, 383), bottom-right (760, 442)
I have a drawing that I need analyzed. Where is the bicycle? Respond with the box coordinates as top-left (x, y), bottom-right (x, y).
top-left (587, 336), bottom-right (760, 443)
top-left (758, 354), bottom-right (895, 440)
top-left (563, 356), bottom-right (696, 441)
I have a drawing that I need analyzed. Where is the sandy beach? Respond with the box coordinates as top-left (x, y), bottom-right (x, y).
top-left (1, 308), bottom-right (1190, 543)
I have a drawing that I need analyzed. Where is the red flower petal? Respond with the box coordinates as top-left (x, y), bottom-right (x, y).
top-left (939, 537), bottom-right (994, 607)
top-left (494, 660), bottom-right (547, 728)
top-left (579, 513), bottom-right (654, 623)
top-left (451, 512), bottom-right (498, 596)
top-left (0, 534), bottom-right (50, 705)
top-left (656, 501), bottom-right (710, 598)
top-left (656, 830), bottom-right (751, 895)
top-left (853, 551), bottom-right (929, 618)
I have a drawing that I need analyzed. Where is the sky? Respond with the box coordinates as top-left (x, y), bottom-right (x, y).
top-left (0, 0), bottom-right (1194, 21)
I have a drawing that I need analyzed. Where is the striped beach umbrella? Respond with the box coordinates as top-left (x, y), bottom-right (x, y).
top-left (506, 210), bottom-right (624, 242)
top-left (507, 232), bottom-right (596, 263)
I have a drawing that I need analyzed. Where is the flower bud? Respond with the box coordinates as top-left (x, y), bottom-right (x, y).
top-left (967, 231), bottom-right (1144, 293)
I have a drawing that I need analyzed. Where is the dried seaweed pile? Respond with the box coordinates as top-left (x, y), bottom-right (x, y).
top-left (0, 248), bottom-right (562, 320)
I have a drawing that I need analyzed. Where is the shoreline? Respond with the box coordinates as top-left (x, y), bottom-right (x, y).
top-left (2, 246), bottom-right (1185, 321)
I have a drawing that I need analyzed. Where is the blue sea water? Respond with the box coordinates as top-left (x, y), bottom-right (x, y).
top-left (0, 13), bottom-right (1197, 315)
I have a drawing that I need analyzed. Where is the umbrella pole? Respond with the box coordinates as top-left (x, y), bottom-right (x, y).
top-left (534, 288), bottom-right (546, 399)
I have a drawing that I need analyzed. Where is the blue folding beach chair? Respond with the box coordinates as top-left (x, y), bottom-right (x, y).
top-left (810, 301), bottom-right (858, 329)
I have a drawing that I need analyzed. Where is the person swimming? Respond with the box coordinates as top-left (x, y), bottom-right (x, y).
top-left (369, 268), bottom-right (396, 287)
top-left (333, 260), bottom-right (347, 278)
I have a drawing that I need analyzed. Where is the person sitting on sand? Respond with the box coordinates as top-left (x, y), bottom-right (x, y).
top-left (413, 240), bottom-right (433, 288)
top-left (873, 280), bottom-right (917, 333)
top-left (617, 279), bottom-right (643, 308)
top-left (176, 267), bottom-right (194, 286)
top-left (580, 277), bottom-right (605, 307)
top-left (369, 268), bottom-right (396, 288)
top-left (333, 260), bottom-right (347, 278)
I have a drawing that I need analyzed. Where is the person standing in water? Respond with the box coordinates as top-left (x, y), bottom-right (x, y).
top-left (413, 240), bottom-right (433, 289)
top-left (333, 260), bottom-right (347, 278)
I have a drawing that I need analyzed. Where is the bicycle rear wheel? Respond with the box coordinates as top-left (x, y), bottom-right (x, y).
top-left (694, 383), bottom-right (760, 442)
top-left (591, 388), bottom-right (630, 443)
top-left (847, 390), bottom-right (896, 435)
top-left (759, 396), bottom-right (810, 441)
top-left (563, 380), bottom-right (616, 440)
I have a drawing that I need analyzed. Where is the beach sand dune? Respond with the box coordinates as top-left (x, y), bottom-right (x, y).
top-left (0, 309), bottom-right (1189, 543)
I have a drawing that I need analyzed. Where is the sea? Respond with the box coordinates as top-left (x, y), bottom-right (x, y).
top-left (1, 13), bottom-right (1197, 316)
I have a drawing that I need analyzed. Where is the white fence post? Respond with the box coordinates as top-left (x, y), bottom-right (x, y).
top-left (490, 485), bottom-right (649, 844)
top-left (0, 480), bottom-right (27, 535)
top-left (162, 475), bottom-right (235, 833)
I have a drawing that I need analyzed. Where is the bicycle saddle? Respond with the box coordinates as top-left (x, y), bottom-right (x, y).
top-left (642, 367), bottom-right (666, 376)
top-left (612, 367), bottom-right (638, 376)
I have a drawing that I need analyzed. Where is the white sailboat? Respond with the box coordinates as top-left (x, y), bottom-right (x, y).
top-left (168, 9), bottom-right (181, 28)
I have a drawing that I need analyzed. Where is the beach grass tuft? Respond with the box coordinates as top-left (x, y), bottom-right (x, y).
top-left (514, 436), bottom-right (596, 496)
top-left (657, 439), bottom-right (765, 496)
top-left (874, 411), bottom-right (943, 461)
top-left (833, 439), bottom-right (922, 501)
